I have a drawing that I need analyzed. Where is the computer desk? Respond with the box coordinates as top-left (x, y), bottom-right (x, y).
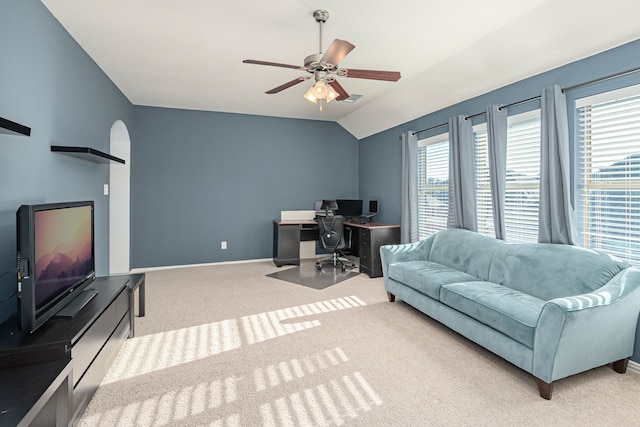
top-left (273, 219), bottom-right (401, 278)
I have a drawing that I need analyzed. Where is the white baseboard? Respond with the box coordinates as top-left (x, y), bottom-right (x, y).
top-left (628, 360), bottom-right (640, 374)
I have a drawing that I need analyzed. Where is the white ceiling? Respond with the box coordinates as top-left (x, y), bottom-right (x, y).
top-left (41, 0), bottom-right (640, 140)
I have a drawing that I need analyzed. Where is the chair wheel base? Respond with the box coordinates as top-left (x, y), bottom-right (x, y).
top-left (315, 254), bottom-right (355, 273)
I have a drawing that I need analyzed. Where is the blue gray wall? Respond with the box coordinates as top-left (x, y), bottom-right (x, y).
top-left (0, 1), bottom-right (134, 323)
top-left (131, 107), bottom-right (358, 268)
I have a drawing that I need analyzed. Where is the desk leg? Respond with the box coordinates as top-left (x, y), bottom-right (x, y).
top-left (274, 223), bottom-right (302, 266)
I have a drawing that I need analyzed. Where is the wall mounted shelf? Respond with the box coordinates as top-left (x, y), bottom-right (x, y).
top-left (51, 146), bottom-right (125, 164)
top-left (0, 117), bottom-right (31, 136)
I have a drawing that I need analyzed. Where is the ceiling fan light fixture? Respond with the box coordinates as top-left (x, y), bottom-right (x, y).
top-left (305, 79), bottom-right (335, 104)
top-left (304, 87), bottom-right (318, 103)
top-left (313, 80), bottom-right (328, 98)
top-left (326, 84), bottom-right (339, 103)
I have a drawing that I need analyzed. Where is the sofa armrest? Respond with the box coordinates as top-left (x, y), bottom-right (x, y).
top-left (533, 267), bottom-right (640, 383)
top-left (379, 237), bottom-right (434, 279)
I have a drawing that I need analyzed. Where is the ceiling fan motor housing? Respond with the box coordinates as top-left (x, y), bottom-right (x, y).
top-left (313, 10), bottom-right (329, 23)
top-left (304, 54), bottom-right (338, 74)
top-left (304, 53), bottom-right (323, 70)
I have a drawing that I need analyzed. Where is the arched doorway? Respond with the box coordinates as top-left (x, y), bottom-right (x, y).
top-left (109, 120), bottom-right (131, 274)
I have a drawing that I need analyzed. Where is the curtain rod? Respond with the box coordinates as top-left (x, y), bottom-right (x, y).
top-left (406, 65), bottom-right (640, 139)
top-left (409, 97), bottom-right (539, 137)
top-left (403, 110), bottom-right (488, 139)
top-left (562, 65), bottom-right (640, 92)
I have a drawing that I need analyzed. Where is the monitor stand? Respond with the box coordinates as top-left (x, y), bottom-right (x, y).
top-left (54, 288), bottom-right (99, 319)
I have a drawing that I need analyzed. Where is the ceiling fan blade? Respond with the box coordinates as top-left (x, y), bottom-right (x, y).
top-left (243, 59), bottom-right (305, 71)
top-left (320, 39), bottom-right (355, 67)
top-left (265, 77), bottom-right (308, 94)
top-left (341, 69), bottom-right (401, 82)
top-left (328, 80), bottom-right (349, 101)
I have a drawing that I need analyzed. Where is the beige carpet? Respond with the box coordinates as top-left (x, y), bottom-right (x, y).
top-left (79, 261), bottom-right (640, 426)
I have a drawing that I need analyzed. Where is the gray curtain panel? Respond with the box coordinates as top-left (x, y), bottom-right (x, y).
top-left (447, 116), bottom-right (477, 231)
top-left (401, 130), bottom-right (419, 243)
top-left (539, 85), bottom-right (577, 244)
top-left (487, 105), bottom-right (507, 240)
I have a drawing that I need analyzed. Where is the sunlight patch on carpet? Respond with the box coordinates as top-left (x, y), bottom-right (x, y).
top-left (242, 295), bottom-right (367, 345)
top-left (80, 347), bottom-right (382, 427)
top-left (102, 296), bottom-right (367, 384)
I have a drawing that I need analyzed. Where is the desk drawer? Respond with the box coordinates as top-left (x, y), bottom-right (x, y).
top-left (300, 225), bottom-right (319, 241)
top-left (359, 229), bottom-right (372, 271)
top-left (361, 229), bottom-right (371, 248)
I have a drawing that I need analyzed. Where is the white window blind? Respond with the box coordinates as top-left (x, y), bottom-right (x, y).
top-left (504, 111), bottom-right (541, 243)
top-left (474, 126), bottom-right (495, 238)
top-left (578, 86), bottom-right (640, 266)
top-left (418, 135), bottom-right (449, 239)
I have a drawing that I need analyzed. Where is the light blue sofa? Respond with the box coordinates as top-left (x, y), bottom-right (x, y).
top-left (380, 228), bottom-right (640, 399)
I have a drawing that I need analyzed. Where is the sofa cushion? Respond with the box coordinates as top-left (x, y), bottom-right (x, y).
top-left (440, 281), bottom-right (545, 348)
top-left (388, 261), bottom-right (479, 300)
top-left (488, 243), bottom-right (629, 301)
top-left (428, 228), bottom-right (504, 281)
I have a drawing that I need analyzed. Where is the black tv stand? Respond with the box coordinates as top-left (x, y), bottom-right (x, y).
top-left (0, 274), bottom-right (144, 425)
top-left (54, 288), bottom-right (99, 319)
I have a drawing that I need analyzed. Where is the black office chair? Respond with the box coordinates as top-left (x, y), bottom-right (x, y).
top-left (316, 213), bottom-right (356, 272)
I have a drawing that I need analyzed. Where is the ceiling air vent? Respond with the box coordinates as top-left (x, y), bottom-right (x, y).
top-left (342, 94), bottom-right (363, 104)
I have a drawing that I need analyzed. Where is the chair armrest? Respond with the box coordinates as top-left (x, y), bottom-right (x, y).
top-left (533, 267), bottom-right (640, 382)
top-left (379, 236), bottom-right (434, 279)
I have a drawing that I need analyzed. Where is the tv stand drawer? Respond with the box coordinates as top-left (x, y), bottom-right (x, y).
top-left (71, 313), bottom-right (130, 425)
top-left (71, 287), bottom-right (128, 387)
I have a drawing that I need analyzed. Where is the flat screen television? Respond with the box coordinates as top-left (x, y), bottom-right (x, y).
top-left (16, 201), bottom-right (96, 333)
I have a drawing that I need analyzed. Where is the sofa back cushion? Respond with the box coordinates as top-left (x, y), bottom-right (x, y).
top-left (488, 243), bottom-right (628, 300)
top-left (428, 228), bottom-right (503, 281)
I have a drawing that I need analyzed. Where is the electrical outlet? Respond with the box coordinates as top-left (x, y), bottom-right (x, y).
top-left (103, 184), bottom-right (109, 195)
top-left (221, 241), bottom-right (227, 250)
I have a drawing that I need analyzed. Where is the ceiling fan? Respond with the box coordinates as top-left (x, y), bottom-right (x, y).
top-left (243, 10), bottom-right (401, 109)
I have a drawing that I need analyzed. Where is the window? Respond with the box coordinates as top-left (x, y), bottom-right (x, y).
top-left (577, 85), bottom-right (640, 266)
top-left (473, 112), bottom-right (540, 242)
top-left (416, 112), bottom-right (540, 243)
top-left (474, 125), bottom-right (495, 238)
top-left (418, 134), bottom-right (449, 239)
top-left (504, 111), bottom-right (541, 243)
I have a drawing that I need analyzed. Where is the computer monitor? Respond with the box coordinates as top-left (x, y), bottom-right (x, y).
top-left (335, 199), bottom-right (363, 218)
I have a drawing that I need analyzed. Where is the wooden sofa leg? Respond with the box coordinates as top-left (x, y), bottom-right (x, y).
top-left (535, 377), bottom-right (553, 400)
top-left (612, 358), bottom-right (629, 374)
top-left (387, 292), bottom-right (395, 302)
